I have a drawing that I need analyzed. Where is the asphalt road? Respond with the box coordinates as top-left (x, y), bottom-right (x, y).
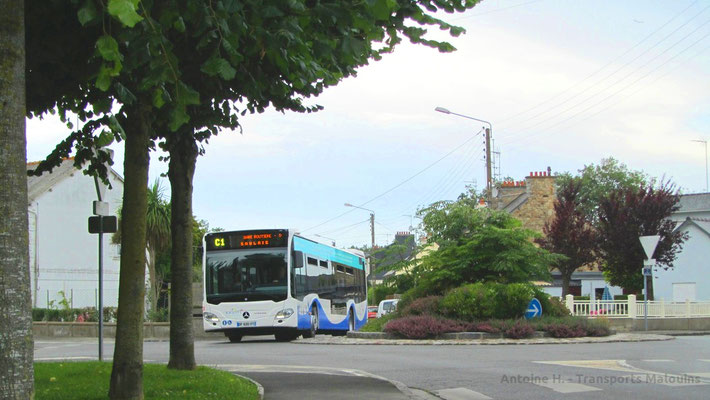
top-left (35, 335), bottom-right (710, 399)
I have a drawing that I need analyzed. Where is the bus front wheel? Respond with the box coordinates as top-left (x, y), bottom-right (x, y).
top-left (226, 333), bottom-right (242, 343)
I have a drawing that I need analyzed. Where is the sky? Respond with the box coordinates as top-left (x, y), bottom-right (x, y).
top-left (26, 0), bottom-right (710, 249)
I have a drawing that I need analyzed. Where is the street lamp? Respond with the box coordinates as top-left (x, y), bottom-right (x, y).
top-left (344, 203), bottom-right (375, 248)
top-left (314, 234), bottom-right (336, 247)
top-left (435, 106), bottom-right (493, 200)
top-left (692, 139), bottom-right (708, 192)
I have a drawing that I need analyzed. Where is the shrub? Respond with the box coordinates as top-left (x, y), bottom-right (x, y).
top-left (360, 313), bottom-right (396, 332)
top-left (546, 297), bottom-right (571, 317)
top-left (440, 283), bottom-right (496, 321)
top-left (465, 321), bottom-right (500, 333)
top-left (383, 315), bottom-right (465, 339)
top-left (400, 296), bottom-right (442, 317)
top-left (584, 318), bottom-right (612, 337)
top-left (546, 323), bottom-right (586, 338)
top-left (495, 283), bottom-right (535, 319)
top-left (503, 321), bottom-right (535, 339)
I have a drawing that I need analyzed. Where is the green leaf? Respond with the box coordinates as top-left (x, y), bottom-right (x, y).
top-left (169, 106), bottom-right (190, 131)
top-left (177, 82), bottom-right (200, 106)
top-left (173, 17), bottom-right (186, 33)
top-left (200, 57), bottom-right (237, 80)
top-left (96, 66), bottom-right (112, 91)
top-left (107, 0), bottom-right (143, 27)
top-left (96, 35), bottom-right (120, 62)
top-left (77, 1), bottom-right (98, 26)
top-left (96, 129), bottom-right (115, 148)
top-left (152, 88), bottom-right (166, 109)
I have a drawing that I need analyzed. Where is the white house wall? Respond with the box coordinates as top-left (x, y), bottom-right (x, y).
top-left (653, 223), bottom-right (710, 301)
top-left (28, 170), bottom-right (123, 309)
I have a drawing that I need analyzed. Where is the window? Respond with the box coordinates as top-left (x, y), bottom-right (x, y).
top-left (319, 260), bottom-right (328, 268)
top-left (307, 257), bottom-right (318, 266)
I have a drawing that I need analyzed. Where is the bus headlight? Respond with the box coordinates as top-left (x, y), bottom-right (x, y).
top-left (275, 308), bottom-right (294, 319)
top-left (203, 312), bottom-right (219, 323)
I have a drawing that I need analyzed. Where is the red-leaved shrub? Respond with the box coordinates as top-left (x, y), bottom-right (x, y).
top-left (400, 296), bottom-right (442, 317)
top-left (503, 321), bottom-right (535, 339)
top-left (545, 324), bottom-right (586, 338)
top-left (383, 315), bottom-right (465, 339)
top-left (465, 322), bottom-right (500, 334)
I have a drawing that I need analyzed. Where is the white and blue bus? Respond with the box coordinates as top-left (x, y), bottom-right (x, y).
top-left (202, 229), bottom-right (368, 342)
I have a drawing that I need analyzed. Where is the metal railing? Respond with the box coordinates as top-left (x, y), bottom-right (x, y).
top-left (565, 295), bottom-right (710, 319)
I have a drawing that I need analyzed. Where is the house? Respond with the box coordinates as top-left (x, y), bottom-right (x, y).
top-left (653, 193), bottom-right (710, 301)
top-left (368, 232), bottom-right (417, 285)
top-left (491, 168), bottom-right (623, 298)
top-left (27, 158), bottom-right (123, 309)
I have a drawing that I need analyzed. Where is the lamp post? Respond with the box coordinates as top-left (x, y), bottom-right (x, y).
top-left (314, 234), bottom-right (336, 247)
top-left (344, 203), bottom-right (375, 249)
top-left (435, 106), bottom-right (493, 201)
top-left (692, 139), bottom-right (708, 192)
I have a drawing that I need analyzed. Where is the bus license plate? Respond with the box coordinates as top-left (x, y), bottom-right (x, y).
top-left (236, 321), bottom-right (256, 327)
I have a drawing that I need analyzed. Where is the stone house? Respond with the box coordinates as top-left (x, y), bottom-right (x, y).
top-left (490, 168), bottom-right (622, 298)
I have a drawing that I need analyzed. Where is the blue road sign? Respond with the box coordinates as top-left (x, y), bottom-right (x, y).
top-left (525, 298), bottom-right (542, 319)
top-left (642, 267), bottom-right (652, 276)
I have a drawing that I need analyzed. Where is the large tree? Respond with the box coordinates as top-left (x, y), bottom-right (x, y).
top-left (27, 0), bottom-right (481, 397)
top-left (536, 180), bottom-right (597, 296)
top-left (597, 182), bottom-right (687, 299)
top-left (557, 157), bottom-right (647, 221)
top-left (0, 0), bottom-right (34, 397)
top-left (415, 190), bottom-right (556, 293)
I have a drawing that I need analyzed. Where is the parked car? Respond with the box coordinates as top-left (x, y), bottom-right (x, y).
top-left (367, 306), bottom-right (378, 319)
top-left (376, 299), bottom-right (399, 318)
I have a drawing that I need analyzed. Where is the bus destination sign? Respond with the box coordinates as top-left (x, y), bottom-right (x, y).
top-left (206, 230), bottom-right (288, 251)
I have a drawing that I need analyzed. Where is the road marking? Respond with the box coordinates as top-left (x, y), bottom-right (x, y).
top-left (533, 381), bottom-right (602, 394)
top-left (534, 360), bottom-right (637, 373)
top-left (436, 387), bottom-right (492, 400)
top-left (686, 372), bottom-right (710, 379)
top-left (700, 359), bottom-right (710, 363)
top-left (641, 359), bottom-right (673, 362)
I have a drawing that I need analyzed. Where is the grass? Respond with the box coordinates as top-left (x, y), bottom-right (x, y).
top-left (35, 362), bottom-right (260, 400)
top-left (360, 313), bottom-right (396, 332)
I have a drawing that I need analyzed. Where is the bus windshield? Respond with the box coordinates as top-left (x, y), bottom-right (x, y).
top-left (205, 248), bottom-right (287, 304)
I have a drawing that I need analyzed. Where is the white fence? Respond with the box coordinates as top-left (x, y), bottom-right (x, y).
top-left (564, 294), bottom-right (710, 319)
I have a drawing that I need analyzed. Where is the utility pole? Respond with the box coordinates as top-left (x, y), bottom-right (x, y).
top-left (485, 128), bottom-right (492, 200)
top-left (692, 139), bottom-right (708, 192)
top-left (369, 213), bottom-right (375, 249)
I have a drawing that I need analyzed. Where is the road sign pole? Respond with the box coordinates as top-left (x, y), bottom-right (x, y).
top-left (98, 217), bottom-right (104, 361)
top-left (644, 268), bottom-right (648, 331)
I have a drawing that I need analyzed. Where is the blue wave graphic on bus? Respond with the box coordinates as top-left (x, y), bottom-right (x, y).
top-left (297, 299), bottom-right (366, 331)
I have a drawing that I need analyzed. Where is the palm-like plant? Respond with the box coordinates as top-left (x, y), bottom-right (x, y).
top-left (145, 180), bottom-right (171, 314)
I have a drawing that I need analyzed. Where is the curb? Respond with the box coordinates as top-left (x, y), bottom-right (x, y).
top-left (227, 372), bottom-right (264, 400)
top-left (291, 331), bottom-right (676, 345)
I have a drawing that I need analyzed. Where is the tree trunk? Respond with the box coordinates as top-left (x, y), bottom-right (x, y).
top-left (109, 106), bottom-right (151, 400)
top-left (0, 1), bottom-right (35, 397)
top-left (166, 131), bottom-right (197, 370)
top-left (560, 269), bottom-right (573, 297)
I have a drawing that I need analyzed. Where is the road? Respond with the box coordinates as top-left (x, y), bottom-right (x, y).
top-left (35, 335), bottom-right (710, 399)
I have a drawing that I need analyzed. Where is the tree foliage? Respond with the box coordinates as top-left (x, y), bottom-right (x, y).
top-left (597, 182), bottom-right (687, 298)
top-left (414, 193), bottom-right (556, 294)
top-left (557, 157), bottom-right (647, 221)
top-left (536, 180), bottom-right (597, 296)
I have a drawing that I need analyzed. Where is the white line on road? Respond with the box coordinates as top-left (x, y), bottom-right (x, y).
top-left (533, 381), bottom-right (602, 394)
top-left (436, 387), bottom-right (492, 400)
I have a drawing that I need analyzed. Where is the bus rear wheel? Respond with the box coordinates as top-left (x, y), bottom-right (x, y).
top-left (302, 306), bottom-right (318, 338)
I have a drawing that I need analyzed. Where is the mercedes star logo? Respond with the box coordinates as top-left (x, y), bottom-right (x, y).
top-left (242, 312), bottom-right (250, 319)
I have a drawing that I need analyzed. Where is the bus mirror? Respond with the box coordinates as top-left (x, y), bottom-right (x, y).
top-left (293, 251), bottom-right (304, 269)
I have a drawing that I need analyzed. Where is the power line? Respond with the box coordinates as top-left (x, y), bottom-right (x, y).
top-left (302, 129), bottom-right (483, 233)
top-left (501, 17), bottom-right (710, 147)
top-left (496, 0), bottom-right (703, 129)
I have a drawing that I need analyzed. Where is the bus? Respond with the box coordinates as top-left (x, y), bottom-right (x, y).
top-left (202, 229), bottom-right (368, 342)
